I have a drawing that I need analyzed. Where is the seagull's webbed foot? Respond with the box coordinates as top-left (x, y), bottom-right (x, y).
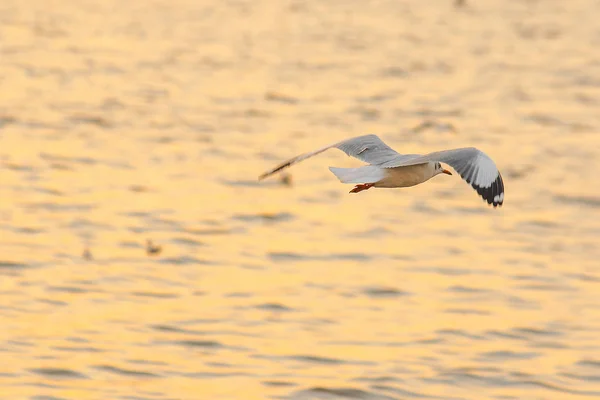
top-left (349, 183), bottom-right (374, 193)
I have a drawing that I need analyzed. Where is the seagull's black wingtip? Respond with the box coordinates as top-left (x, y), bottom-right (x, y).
top-left (472, 173), bottom-right (504, 208)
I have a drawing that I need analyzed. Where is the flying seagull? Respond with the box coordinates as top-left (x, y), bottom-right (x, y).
top-left (259, 134), bottom-right (504, 207)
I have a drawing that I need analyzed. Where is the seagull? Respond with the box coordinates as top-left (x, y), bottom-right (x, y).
top-left (146, 240), bottom-right (162, 256)
top-left (258, 134), bottom-right (504, 207)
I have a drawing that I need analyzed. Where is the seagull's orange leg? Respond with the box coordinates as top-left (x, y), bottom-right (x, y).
top-left (349, 183), bottom-right (374, 193)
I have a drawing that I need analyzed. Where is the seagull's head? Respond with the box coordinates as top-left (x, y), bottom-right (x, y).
top-left (434, 162), bottom-right (453, 176)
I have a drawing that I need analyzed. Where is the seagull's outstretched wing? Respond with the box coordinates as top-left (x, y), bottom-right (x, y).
top-left (258, 134), bottom-right (405, 180)
top-left (387, 147), bottom-right (504, 207)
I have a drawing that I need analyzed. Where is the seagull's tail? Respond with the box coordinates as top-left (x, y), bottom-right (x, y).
top-left (328, 166), bottom-right (385, 184)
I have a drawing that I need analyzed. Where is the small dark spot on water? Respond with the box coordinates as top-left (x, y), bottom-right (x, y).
top-left (150, 324), bottom-right (203, 335)
top-left (446, 285), bottom-right (488, 294)
top-left (363, 286), bottom-right (409, 298)
top-left (524, 113), bottom-right (564, 127)
top-left (414, 338), bottom-right (444, 345)
top-left (255, 302), bottom-right (294, 312)
top-left (243, 108), bottom-right (271, 118)
top-left (290, 355), bottom-right (346, 365)
top-left (397, 108), bottom-right (463, 118)
top-left (151, 324), bottom-right (184, 333)
top-left (486, 330), bottom-right (527, 341)
top-left (577, 359), bottom-right (600, 369)
top-left (268, 252), bottom-right (372, 262)
top-left (225, 292), bottom-right (252, 298)
top-left (262, 380), bottom-right (297, 387)
top-left (174, 340), bottom-right (222, 349)
top-left (0, 114), bottom-right (17, 127)
top-left (131, 291), bottom-right (178, 299)
top-left (122, 211), bottom-right (151, 218)
top-left (5, 339), bottom-right (34, 348)
top-left (415, 267), bottom-right (472, 276)
top-left (479, 350), bottom-right (539, 361)
top-left (66, 336), bottom-right (89, 343)
top-left (561, 372), bottom-right (600, 382)
top-left (158, 256), bottom-right (210, 265)
top-left (555, 194), bottom-right (600, 208)
top-left (436, 329), bottom-right (486, 341)
top-left (34, 187), bottom-right (63, 196)
top-left (0, 261), bottom-right (28, 269)
top-left (566, 273), bottom-right (600, 282)
top-left (268, 252), bottom-right (308, 261)
top-left (520, 219), bottom-right (561, 230)
top-left (517, 283), bottom-right (574, 292)
top-left (205, 361), bottom-right (234, 368)
top-left (380, 66), bottom-right (407, 78)
top-left (505, 164), bottom-right (534, 180)
top-left (46, 286), bottom-right (88, 294)
top-left (370, 384), bottom-right (431, 398)
top-left (29, 368), bottom-right (87, 379)
top-left (66, 217), bottom-right (114, 230)
top-left (222, 179), bottom-right (262, 187)
top-left (48, 162), bottom-right (71, 171)
top-left (185, 227), bottom-right (235, 236)
top-left (3, 162), bottom-right (34, 171)
top-left (170, 237), bottom-right (203, 246)
top-left (52, 346), bottom-right (103, 353)
top-left (127, 359), bottom-right (168, 367)
top-left (333, 253), bottom-right (372, 261)
top-left (346, 227), bottom-right (392, 238)
top-left (93, 365), bottom-right (160, 378)
top-left (355, 93), bottom-right (394, 103)
top-left (129, 185), bottom-right (150, 193)
top-left (129, 226), bottom-right (150, 233)
top-left (445, 308), bottom-right (490, 315)
top-left (265, 91), bottom-right (298, 104)
top-left (446, 247), bottom-right (463, 255)
top-left (513, 327), bottom-right (561, 337)
top-left (184, 371), bottom-right (250, 378)
top-left (294, 387), bottom-right (388, 399)
top-left (13, 226), bottom-right (45, 234)
top-left (352, 376), bottom-right (404, 384)
top-left (233, 212), bottom-right (295, 223)
top-left (154, 135), bottom-right (176, 143)
top-left (39, 152), bottom-right (97, 165)
top-left (69, 114), bottom-right (112, 128)
top-left (530, 341), bottom-right (569, 349)
top-left (119, 240), bottom-right (142, 248)
top-left (37, 298), bottom-right (68, 306)
top-left (25, 202), bottom-right (95, 213)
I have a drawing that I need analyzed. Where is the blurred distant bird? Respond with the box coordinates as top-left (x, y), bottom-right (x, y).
top-left (146, 240), bottom-right (162, 256)
top-left (279, 172), bottom-right (293, 187)
top-left (83, 247), bottom-right (93, 260)
top-left (259, 134), bottom-right (504, 207)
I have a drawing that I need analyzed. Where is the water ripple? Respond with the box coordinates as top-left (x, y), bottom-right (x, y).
top-left (362, 286), bottom-right (410, 298)
top-left (291, 387), bottom-right (397, 400)
top-left (93, 364), bottom-right (161, 378)
top-left (29, 368), bottom-right (87, 379)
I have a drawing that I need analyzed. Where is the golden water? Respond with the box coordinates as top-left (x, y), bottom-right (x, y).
top-left (1, 0), bottom-right (599, 399)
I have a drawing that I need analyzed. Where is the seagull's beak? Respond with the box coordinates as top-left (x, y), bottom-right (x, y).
top-left (442, 169), bottom-right (452, 175)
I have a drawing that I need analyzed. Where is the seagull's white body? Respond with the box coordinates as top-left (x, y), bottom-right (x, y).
top-left (259, 134), bottom-right (504, 207)
top-left (330, 163), bottom-right (438, 188)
